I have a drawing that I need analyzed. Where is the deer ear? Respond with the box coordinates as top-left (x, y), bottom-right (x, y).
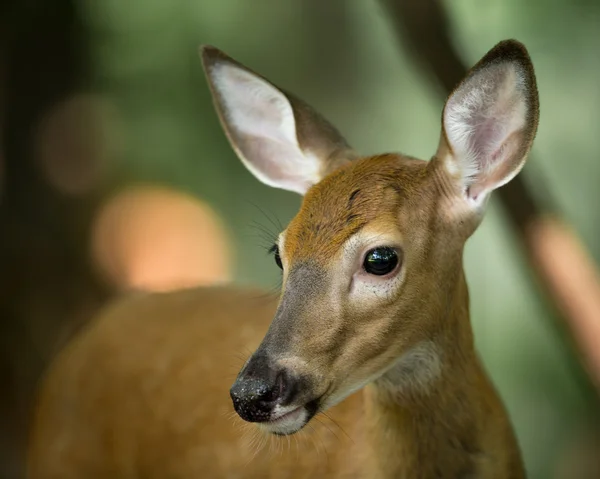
top-left (200, 46), bottom-right (356, 195)
top-left (435, 40), bottom-right (539, 209)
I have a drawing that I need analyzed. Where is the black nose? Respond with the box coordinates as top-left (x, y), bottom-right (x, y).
top-left (230, 354), bottom-right (297, 422)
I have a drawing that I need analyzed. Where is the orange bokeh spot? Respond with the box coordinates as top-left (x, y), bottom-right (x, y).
top-left (92, 185), bottom-right (232, 292)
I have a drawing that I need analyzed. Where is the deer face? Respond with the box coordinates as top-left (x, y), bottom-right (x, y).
top-left (201, 40), bottom-right (538, 435)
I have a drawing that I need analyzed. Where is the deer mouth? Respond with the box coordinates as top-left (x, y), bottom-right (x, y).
top-left (261, 398), bottom-right (321, 436)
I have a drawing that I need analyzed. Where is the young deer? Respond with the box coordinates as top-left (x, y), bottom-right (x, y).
top-left (27, 39), bottom-right (538, 478)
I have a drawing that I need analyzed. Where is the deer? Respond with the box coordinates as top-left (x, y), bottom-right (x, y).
top-left (26, 38), bottom-right (539, 478)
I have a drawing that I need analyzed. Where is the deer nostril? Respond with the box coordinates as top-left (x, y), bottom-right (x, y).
top-left (277, 371), bottom-right (286, 398)
top-left (259, 371), bottom-right (284, 404)
top-left (230, 367), bottom-right (301, 423)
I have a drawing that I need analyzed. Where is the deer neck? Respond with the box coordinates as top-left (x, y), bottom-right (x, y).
top-left (360, 267), bottom-right (502, 478)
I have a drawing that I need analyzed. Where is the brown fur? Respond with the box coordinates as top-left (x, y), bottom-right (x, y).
top-left (285, 154), bottom-right (427, 262)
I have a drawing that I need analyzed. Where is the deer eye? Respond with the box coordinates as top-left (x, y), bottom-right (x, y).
top-left (269, 244), bottom-right (283, 270)
top-left (363, 247), bottom-right (398, 276)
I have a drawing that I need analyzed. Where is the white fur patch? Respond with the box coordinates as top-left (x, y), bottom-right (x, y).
top-left (443, 62), bottom-right (528, 206)
top-left (209, 63), bottom-right (322, 194)
top-left (213, 64), bottom-right (298, 148)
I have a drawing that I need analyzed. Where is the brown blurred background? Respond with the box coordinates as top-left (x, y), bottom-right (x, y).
top-left (0, 0), bottom-right (599, 478)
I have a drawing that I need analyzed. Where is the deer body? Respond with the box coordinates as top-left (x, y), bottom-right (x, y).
top-left (28, 39), bottom-right (539, 478)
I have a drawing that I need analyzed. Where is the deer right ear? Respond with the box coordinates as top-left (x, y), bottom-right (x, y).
top-left (200, 46), bottom-right (356, 195)
top-left (435, 40), bottom-right (539, 211)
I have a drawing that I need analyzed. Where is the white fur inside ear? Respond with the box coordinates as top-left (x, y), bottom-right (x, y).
top-left (443, 62), bottom-right (528, 204)
top-left (209, 63), bottom-right (321, 194)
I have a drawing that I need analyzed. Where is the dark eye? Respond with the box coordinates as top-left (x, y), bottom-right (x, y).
top-left (363, 247), bottom-right (398, 276)
top-left (269, 244), bottom-right (283, 270)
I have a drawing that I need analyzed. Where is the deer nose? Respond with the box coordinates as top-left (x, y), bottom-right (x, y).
top-left (230, 354), bottom-right (297, 422)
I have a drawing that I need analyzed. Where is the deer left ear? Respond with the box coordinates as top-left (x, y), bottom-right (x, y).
top-left (200, 46), bottom-right (357, 195)
top-left (435, 39), bottom-right (539, 209)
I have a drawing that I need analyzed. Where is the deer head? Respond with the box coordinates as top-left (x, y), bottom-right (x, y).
top-left (201, 40), bottom-right (538, 435)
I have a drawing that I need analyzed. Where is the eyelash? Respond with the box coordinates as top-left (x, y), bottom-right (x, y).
top-left (269, 244), bottom-right (283, 270)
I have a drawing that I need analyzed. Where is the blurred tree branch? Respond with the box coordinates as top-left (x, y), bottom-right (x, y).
top-left (380, 0), bottom-right (600, 397)
top-left (0, 1), bottom-right (113, 476)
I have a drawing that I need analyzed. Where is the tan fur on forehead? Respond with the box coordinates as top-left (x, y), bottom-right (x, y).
top-left (284, 153), bottom-right (429, 261)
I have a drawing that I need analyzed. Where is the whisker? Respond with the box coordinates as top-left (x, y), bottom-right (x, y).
top-left (305, 423), bottom-right (323, 458)
top-left (248, 285), bottom-right (281, 302)
top-left (244, 427), bottom-right (267, 466)
top-left (312, 423), bottom-right (330, 466)
top-left (293, 430), bottom-right (300, 459)
top-left (320, 411), bottom-right (354, 444)
top-left (314, 415), bottom-right (342, 444)
top-left (248, 202), bottom-right (285, 235)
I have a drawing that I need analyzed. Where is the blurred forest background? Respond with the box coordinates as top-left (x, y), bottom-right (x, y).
top-left (0, 0), bottom-right (599, 478)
